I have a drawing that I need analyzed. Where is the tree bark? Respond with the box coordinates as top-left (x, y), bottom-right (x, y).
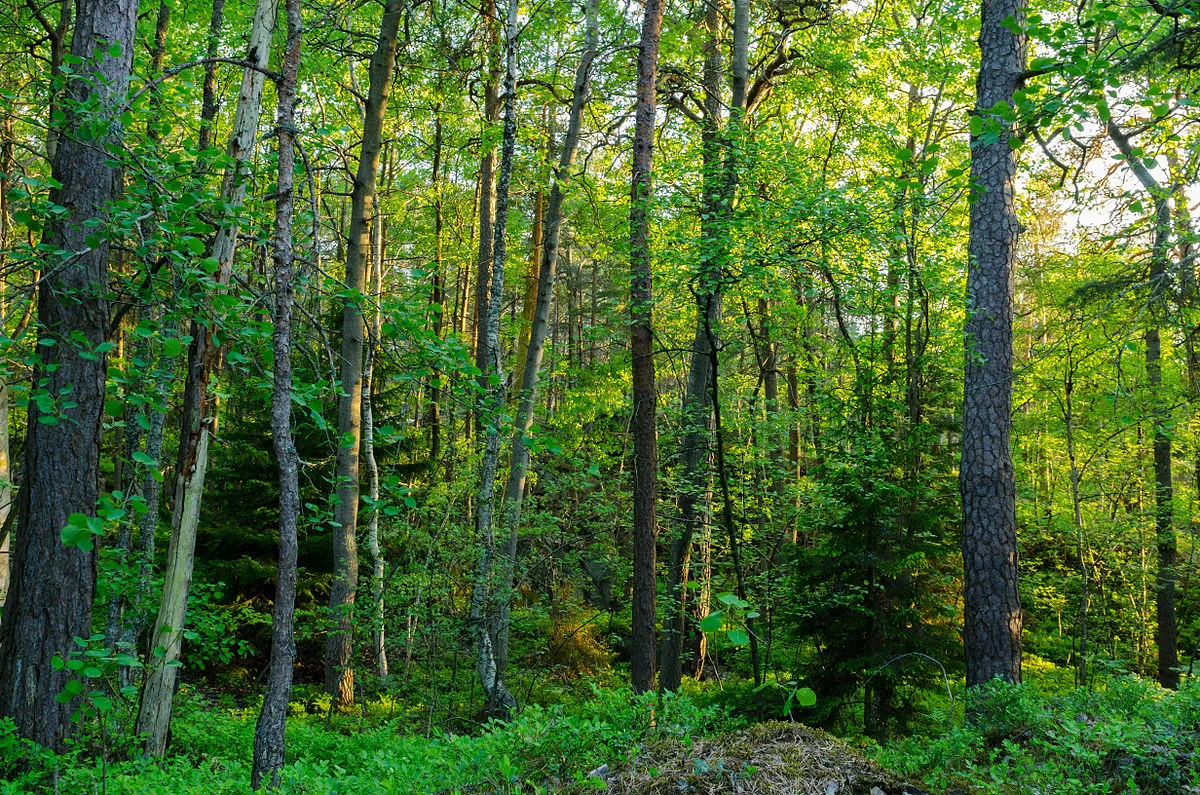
top-left (138, 0), bottom-right (280, 755)
top-left (252, 0), bottom-right (302, 785)
top-left (364, 217), bottom-right (387, 680)
top-left (474, 0), bottom-right (501, 395)
top-left (468, 0), bottom-right (520, 719)
top-left (629, 0), bottom-right (667, 695)
top-left (961, 0), bottom-right (1026, 689)
top-left (0, 0), bottom-right (137, 752)
top-left (491, 0), bottom-right (599, 706)
top-left (327, 0), bottom-right (404, 710)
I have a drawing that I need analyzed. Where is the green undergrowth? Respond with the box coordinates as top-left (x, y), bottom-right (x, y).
top-left (873, 675), bottom-right (1200, 795)
top-left (0, 685), bottom-right (743, 794)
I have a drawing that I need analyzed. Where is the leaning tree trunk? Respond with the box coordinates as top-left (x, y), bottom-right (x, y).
top-left (251, 0), bottom-right (302, 786)
top-left (327, 0), bottom-right (404, 710)
top-left (468, 0), bottom-right (521, 719)
top-left (491, 0), bottom-right (599, 701)
top-left (0, 0), bottom-right (137, 752)
top-left (137, 0), bottom-right (280, 756)
top-left (628, 0), bottom-right (667, 695)
top-left (473, 0), bottom-right (501, 396)
top-left (960, 0), bottom-right (1026, 689)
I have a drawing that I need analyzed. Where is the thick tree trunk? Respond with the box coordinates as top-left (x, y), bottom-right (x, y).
top-left (629, 0), bottom-right (667, 695)
top-left (138, 0), bottom-right (279, 755)
top-left (469, 0), bottom-right (520, 719)
top-left (251, 0), bottom-right (302, 786)
top-left (0, 0), bottom-right (137, 752)
top-left (960, 0), bottom-right (1026, 689)
top-left (491, 0), bottom-right (599, 703)
top-left (327, 0), bottom-right (404, 710)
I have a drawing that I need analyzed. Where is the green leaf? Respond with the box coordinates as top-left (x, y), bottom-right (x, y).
top-left (969, 115), bottom-right (983, 137)
top-left (697, 612), bottom-right (723, 633)
top-left (727, 629), bottom-right (750, 645)
top-left (104, 399), bottom-right (124, 417)
top-left (794, 687), bottom-right (817, 707)
top-left (163, 338), bottom-right (182, 358)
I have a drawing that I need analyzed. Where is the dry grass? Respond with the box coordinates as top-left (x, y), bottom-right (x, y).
top-left (576, 721), bottom-right (932, 795)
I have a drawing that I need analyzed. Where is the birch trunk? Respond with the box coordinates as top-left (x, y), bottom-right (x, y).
top-left (469, 0), bottom-right (520, 718)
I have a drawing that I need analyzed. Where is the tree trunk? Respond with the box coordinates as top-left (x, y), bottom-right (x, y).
top-left (0, 0), bottom-right (137, 752)
top-left (468, 0), bottom-right (520, 719)
top-left (251, 0), bottom-right (302, 785)
top-left (0, 116), bottom-right (11, 609)
top-left (961, 0), bottom-right (1026, 689)
top-left (629, 0), bottom-right (667, 696)
top-left (474, 0), bottom-right (501, 395)
top-left (1106, 121), bottom-right (1179, 689)
top-left (327, 0), bottom-right (404, 710)
top-left (491, 0), bottom-right (599, 706)
top-left (138, 0), bottom-right (280, 755)
top-left (364, 219), bottom-right (387, 679)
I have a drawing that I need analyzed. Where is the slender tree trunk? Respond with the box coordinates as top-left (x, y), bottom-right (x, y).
top-left (363, 220), bottom-right (387, 679)
top-left (0, 0), bottom-right (137, 751)
top-left (474, 0), bottom-right (501, 394)
top-left (251, 0), bottom-right (302, 785)
top-left (1106, 121), bottom-right (1179, 689)
top-left (327, 0), bottom-right (404, 710)
top-left (429, 116), bottom-right (445, 470)
top-left (468, 0), bottom-right (520, 718)
top-left (0, 116), bottom-right (11, 609)
top-left (198, 0), bottom-right (228, 154)
top-left (629, 0), bottom-right (667, 695)
top-left (138, 0), bottom-right (280, 755)
top-left (961, 0), bottom-right (1026, 689)
top-left (512, 187), bottom-right (544, 395)
top-left (491, 0), bottom-right (599, 705)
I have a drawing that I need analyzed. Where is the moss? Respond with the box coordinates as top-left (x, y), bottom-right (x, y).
top-left (572, 721), bottom-right (932, 795)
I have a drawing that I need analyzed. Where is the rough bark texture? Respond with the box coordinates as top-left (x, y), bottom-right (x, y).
top-left (252, 0), bottom-right (302, 786)
top-left (474, 0), bottom-right (501, 390)
top-left (960, 0), bottom-right (1026, 689)
top-left (364, 223), bottom-right (387, 679)
top-left (629, 0), bottom-right (667, 695)
top-left (469, 0), bottom-right (520, 719)
top-left (0, 0), bottom-right (137, 751)
top-left (327, 0), bottom-right (404, 709)
top-left (138, 0), bottom-right (279, 755)
top-left (491, 0), bottom-right (598, 702)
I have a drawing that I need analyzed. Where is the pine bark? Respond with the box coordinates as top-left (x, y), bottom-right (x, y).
top-left (629, 0), bottom-right (667, 695)
top-left (960, 0), bottom-right (1026, 688)
top-left (0, 0), bottom-right (137, 751)
top-left (252, 0), bottom-right (303, 785)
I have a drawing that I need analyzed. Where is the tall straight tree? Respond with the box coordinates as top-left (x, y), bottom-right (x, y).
top-left (491, 0), bottom-right (600, 700)
top-left (468, 0), bottom-right (520, 718)
top-left (629, 0), bottom-right (667, 694)
top-left (0, 0), bottom-right (138, 750)
top-left (1106, 120), bottom-right (1179, 689)
top-left (252, 0), bottom-right (303, 785)
top-left (327, 0), bottom-right (405, 710)
top-left (960, 0), bottom-right (1026, 688)
top-left (138, 0), bottom-right (280, 754)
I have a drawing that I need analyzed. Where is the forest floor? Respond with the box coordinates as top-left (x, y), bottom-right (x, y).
top-left (1, 673), bottom-right (1198, 794)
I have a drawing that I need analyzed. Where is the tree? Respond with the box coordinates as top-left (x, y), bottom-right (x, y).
top-left (960, 0), bottom-right (1027, 688)
top-left (327, 0), bottom-right (406, 711)
top-left (252, 0), bottom-right (303, 785)
top-left (629, 0), bottom-right (667, 695)
top-left (0, 0), bottom-right (138, 751)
